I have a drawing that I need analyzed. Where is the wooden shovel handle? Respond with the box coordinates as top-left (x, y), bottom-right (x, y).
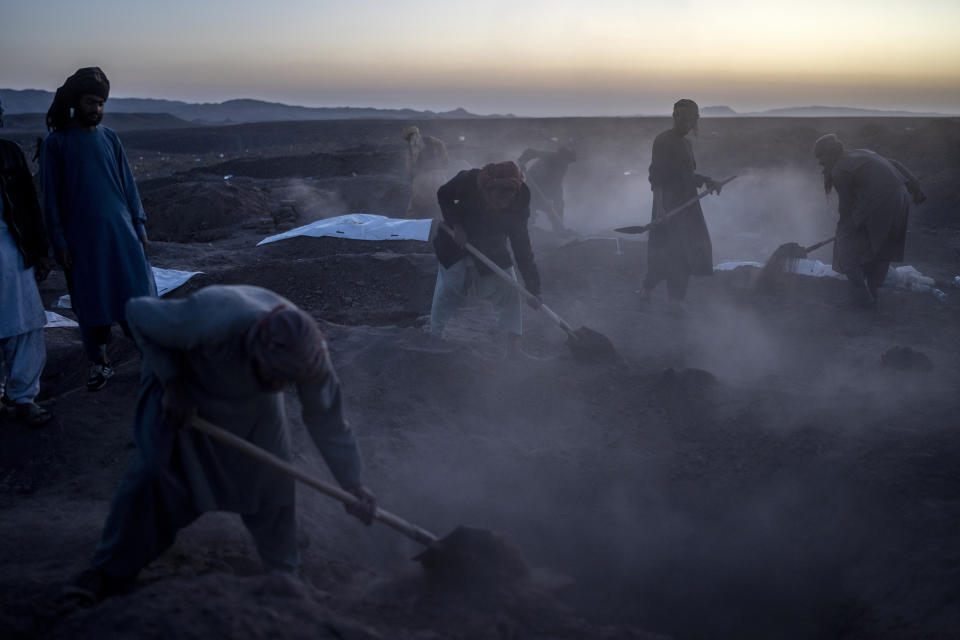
top-left (437, 222), bottom-right (578, 337)
top-left (616, 175), bottom-right (737, 236)
top-left (189, 416), bottom-right (438, 547)
top-left (804, 236), bottom-right (836, 254)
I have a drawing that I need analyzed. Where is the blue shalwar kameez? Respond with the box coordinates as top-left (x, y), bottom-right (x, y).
top-left (0, 196), bottom-right (47, 404)
top-left (91, 285), bottom-right (364, 578)
top-left (41, 126), bottom-right (156, 358)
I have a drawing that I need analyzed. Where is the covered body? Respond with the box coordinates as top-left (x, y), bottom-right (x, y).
top-left (829, 149), bottom-right (915, 279)
top-left (92, 285), bottom-right (363, 577)
top-left (644, 129), bottom-right (713, 297)
top-left (40, 126), bottom-right (156, 326)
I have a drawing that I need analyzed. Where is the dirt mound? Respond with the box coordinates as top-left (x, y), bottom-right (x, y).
top-left (140, 178), bottom-right (276, 242)
top-left (881, 345), bottom-right (934, 371)
top-left (189, 149), bottom-right (403, 179)
top-left (187, 250), bottom-right (437, 327)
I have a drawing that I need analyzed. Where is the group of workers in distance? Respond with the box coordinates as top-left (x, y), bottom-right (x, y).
top-left (0, 66), bottom-right (926, 607)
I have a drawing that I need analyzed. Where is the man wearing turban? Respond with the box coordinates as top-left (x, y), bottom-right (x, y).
top-left (813, 133), bottom-right (926, 304)
top-left (641, 99), bottom-right (723, 306)
top-left (41, 67), bottom-right (157, 391)
top-left (401, 125), bottom-right (450, 219)
top-left (68, 284), bottom-right (376, 603)
top-left (430, 161), bottom-right (542, 342)
top-left (517, 146), bottom-right (577, 235)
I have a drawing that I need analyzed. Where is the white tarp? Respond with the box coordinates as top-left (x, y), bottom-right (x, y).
top-left (257, 214), bottom-right (433, 246)
top-left (57, 266), bottom-right (202, 309)
top-left (714, 260), bottom-right (946, 299)
top-left (44, 311), bottom-right (78, 328)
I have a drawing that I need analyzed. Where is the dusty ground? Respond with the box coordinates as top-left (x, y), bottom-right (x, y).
top-left (1, 116), bottom-right (959, 639)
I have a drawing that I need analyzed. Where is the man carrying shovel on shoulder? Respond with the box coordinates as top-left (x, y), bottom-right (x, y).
top-left (64, 284), bottom-right (376, 605)
top-left (429, 161), bottom-right (542, 349)
top-left (640, 99), bottom-right (725, 309)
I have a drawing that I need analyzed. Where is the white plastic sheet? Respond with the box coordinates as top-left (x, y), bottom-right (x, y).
top-left (714, 260), bottom-right (946, 299)
top-left (257, 214), bottom-right (433, 246)
top-left (57, 266), bottom-right (202, 309)
top-left (44, 311), bottom-right (78, 328)
top-left (714, 259), bottom-right (843, 278)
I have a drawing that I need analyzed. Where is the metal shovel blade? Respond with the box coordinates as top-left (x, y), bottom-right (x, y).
top-left (566, 326), bottom-right (619, 362)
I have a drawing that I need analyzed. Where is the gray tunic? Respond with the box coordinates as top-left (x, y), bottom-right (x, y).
top-left (830, 149), bottom-right (913, 274)
top-left (126, 285), bottom-right (363, 514)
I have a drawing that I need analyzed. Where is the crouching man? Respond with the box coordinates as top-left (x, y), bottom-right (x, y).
top-left (68, 284), bottom-right (376, 603)
top-left (813, 133), bottom-right (926, 305)
top-left (429, 161), bottom-right (542, 345)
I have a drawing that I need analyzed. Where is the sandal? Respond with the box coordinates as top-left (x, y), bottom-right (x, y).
top-left (14, 402), bottom-right (52, 427)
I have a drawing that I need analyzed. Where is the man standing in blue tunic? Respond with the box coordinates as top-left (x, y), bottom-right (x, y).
top-left (41, 67), bottom-right (156, 391)
top-left (0, 100), bottom-right (53, 426)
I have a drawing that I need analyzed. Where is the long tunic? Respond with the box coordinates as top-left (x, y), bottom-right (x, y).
top-left (125, 285), bottom-right (363, 514)
top-left (829, 149), bottom-right (912, 274)
top-left (0, 195), bottom-right (46, 339)
top-left (41, 126), bottom-right (156, 326)
top-left (647, 129), bottom-right (713, 277)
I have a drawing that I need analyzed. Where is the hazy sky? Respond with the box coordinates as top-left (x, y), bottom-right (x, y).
top-left (2, 0), bottom-right (959, 115)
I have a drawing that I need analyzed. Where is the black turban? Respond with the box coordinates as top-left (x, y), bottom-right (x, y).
top-left (63, 67), bottom-right (110, 102)
top-left (673, 98), bottom-right (699, 115)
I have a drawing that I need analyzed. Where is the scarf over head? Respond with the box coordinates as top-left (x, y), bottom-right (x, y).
top-left (47, 67), bottom-right (110, 131)
top-left (63, 67), bottom-right (110, 102)
top-left (814, 133), bottom-right (845, 194)
top-left (477, 161), bottom-right (524, 209)
top-left (246, 305), bottom-right (327, 384)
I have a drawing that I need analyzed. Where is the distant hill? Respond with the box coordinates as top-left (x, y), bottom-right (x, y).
top-left (700, 104), bottom-right (951, 118)
top-left (2, 112), bottom-right (195, 133)
top-left (701, 106), bottom-right (739, 117)
top-left (0, 89), bottom-right (504, 123)
top-left (749, 105), bottom-right (950, 117)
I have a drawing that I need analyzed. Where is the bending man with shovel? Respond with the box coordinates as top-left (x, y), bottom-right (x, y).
top-left (640, 99), bottom-right (725, 306)
top-left (430, 161), bottom-right (542, 348)
top-left (66, 285), bottom-right (377, 604)
top-left (813, 133), bottom-right (926, 306)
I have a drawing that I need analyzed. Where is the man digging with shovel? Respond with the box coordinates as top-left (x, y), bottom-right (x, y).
top-left (64, 285), bottom-right (377, 605)
top-left (429, 161), bottom-right (542, 351)
top-left (813, 133), bottom-right (926, 306)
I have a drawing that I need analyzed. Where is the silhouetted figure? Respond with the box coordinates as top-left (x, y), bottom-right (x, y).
top-left (641, 99), bottom-right (723, 304)
top-left (0, 100), bottom-right (53, 426)
top-left (41, 67), bottom-right (157, 391)
top-left (517, 147), bottom-right (576, 234)
top-left (401, 125), bottom-right (450, 219)
top-left (813, 133), bottom-right (926, 305)
top-left (430, 161), bottom-right (541, 343)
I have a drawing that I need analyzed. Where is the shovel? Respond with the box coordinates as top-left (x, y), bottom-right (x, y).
top-left (614, 175), bottom-right (737, 235)
top-left (189, 416), bottom-right (529, 584)
top-left (756, 235), bottom-right (836, 290)
top-left (438, 222), bottom-right (618, 362)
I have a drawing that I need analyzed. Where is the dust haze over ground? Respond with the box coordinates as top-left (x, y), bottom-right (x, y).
top-left (1, 115), bottom-right (959, 639)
